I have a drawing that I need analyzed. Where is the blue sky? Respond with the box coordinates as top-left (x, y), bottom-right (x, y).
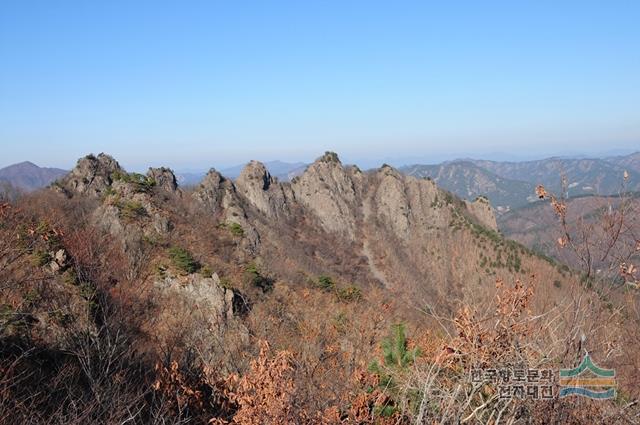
top-left (1, 1), bottom-right (639, 170)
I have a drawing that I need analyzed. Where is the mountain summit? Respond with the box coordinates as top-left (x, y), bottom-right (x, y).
top-left (0, 161), bottom-right (67, 191)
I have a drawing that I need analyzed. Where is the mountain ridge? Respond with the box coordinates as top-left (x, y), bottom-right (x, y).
top-left (2, 150), bottom-right (630, 423)
top-left (0, 161), bottom-right (67, 191)
top-left (398, 151), bottom-right (640, 213)
top-left (52, 151), bottom-right (572, 312)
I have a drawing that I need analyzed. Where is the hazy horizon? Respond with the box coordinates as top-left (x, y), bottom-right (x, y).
top-left (1, 146), bottom-right (638, 174)
top-left (2, 2), bottom-right (639, 170)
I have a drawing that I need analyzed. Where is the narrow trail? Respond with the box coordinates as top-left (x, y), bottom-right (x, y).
top-left (361, 195), bottom-right (391, 288)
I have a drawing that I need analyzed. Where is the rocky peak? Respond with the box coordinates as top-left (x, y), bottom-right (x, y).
top-left (378, 163), bottom-right (402, 178)
top-left (194, 169), bottom-right (231, 213)
top-left (465, 196), bottom-right (498, 231)
top-left (56, 153), bottom-right (122, 197)
top-left (55, 155), bottom-right (178, 261)
top-left (291, 152), bottom-right (361, 236)
top-left (237, 160), bottom-right (274, 191)
top-left (194, 168), bottom-right (261, 251)
top-left (147, 167), bottom-right (178, 192)
top-left (371, 165), bottom-right (412, 236)
top-left (318, 151), bottom-right (341, 164)
top-left (235, 161), bottom-right (292, 219)
top-left (201, 168), bottom-right (226, 187)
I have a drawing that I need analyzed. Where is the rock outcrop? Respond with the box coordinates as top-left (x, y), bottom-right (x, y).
top-left (54, 154), bottom-right (176, 272)
top-left (150, 272), bottom-right (249, 365)
top-left (147, 167), bottom-right (178, 193)
top-left (235, 160), bottom-right (292, 219)
top-left (370, 165), bottom-right (412, 237)
top-left (52, 151), bottom-right (506, 307)
top-left (155, 273), bottom-right (242, 326)
top-left (187, 151), bottom-right (501, 298)
top-left (194, 169), bottom-right (261, 251)
top-left (194, 169), bottom-right (236, 215)
top-left (55, 153), bottom-right (122, 197)
top-left (465, 196), bottom-right (498, 231)
top-left (291, 152), bottom-right (362, 237)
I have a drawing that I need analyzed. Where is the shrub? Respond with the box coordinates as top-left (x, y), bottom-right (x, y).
top-left (245, 262), bottom-right (274, 292)
top-left (100, 186), bottom-right (117, 201)
top-left (155, 264), bottom-right (167, 278)
top-left (223, 342), bottom-right (307, 423)
top-left (443, 191), bottom-right (455, 205)
top-left (228, 222), bottom-right (244, 237)
top-left (316, 275), bottom-right (335, 291)
top-left (372, 323), bottom-right (420, 372)
top-left (112, 171), bottom-right (156, 193)
top-left (62, 269), bottom-right (78, 285)
top-left (32, 249), bottom-right (51, 267)
top-left (119, 201), bottom-right (147, 220)
top-left (368, 323), bottom-right (420, 417)
top-left (321, 151), bottom-right (340, 163)
top-left (200, 265), bottom-right (214, 278)
top-left (333, 312), bottom-right (349, 334)
top-left (168, 246), bottom-right (200, 274)
top-left (336, 285), bottom-right (362, 303)
top-left (219, 276), bottom-right (233, 289)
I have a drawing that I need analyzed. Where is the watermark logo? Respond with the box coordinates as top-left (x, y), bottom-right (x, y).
top-left (559, 354), bottom-right (616, 399)
top-left (470, 367), bottom-right (555, 400)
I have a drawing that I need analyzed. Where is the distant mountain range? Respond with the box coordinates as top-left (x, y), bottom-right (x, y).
top-left (0, 161), bottom-right (67, 192)
top-left (400, 161), bottom-right (536, 211)
top-left (499, 192), bottom-right (640, 271)
top-left (399, 152), bottom-right (640, 212)
top-left (4, 152), bottom-right (639, 211)
top-left (176, 160), bottom-right (308, 186)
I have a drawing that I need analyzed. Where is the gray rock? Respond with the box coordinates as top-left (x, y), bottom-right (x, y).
top-left (56, 153), bottom-right (122, 197)
top-left (147, 167), bottom-right (178, 193)
top-left (291, 152), bottom-right (361, 236)
top-left (193, 169), bottom-right (229, 214)
top-left (48, 249), bottom-right (67, 273)
top-left (465, 196), bottom-right (498, 231)
top-left (194, 169), bottom-right (261, 251)
top-left (155, 273), bottom-right (238, 323)
top-left (235, 160), bottom-right (291, 219)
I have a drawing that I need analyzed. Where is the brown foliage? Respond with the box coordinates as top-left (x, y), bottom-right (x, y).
top-left (217, 341), bottom-right (307, 424)
top-left (152, 359), bottom-right (234, 422)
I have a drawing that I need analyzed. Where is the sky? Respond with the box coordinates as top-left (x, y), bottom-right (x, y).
top-left (1, 1), bottom-right (639, 171)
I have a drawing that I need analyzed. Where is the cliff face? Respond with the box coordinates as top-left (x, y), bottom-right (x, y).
top-left (190, 152), bottom-right (562, 311)
top-left (57, 151), bottom-right (568, 314)
top-left (226, 153), bottom-right (497, 239)
top-left (290, 152), bottom-right (362, 237)
top-left (464, 196), bottom-right (498, 231)
top-left (235, 160), bottom-right (292, 220)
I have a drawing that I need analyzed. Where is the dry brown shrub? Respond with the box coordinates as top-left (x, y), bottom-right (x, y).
top-left (151, 359), bottom-right (234, 422)
top-left (535, 182), bottom-right (639, 284)
top-left (325, 370), bottom-right (403, 425)
top-left (366, 275), bottom-right (636, 424)
top-left (217, 341), bottom-right (308, 424)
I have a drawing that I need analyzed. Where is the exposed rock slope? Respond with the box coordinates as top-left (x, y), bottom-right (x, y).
top-left (55, 151), bottom-right (575, 315)
top-left (192, 152), bottom-right (570, 311)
